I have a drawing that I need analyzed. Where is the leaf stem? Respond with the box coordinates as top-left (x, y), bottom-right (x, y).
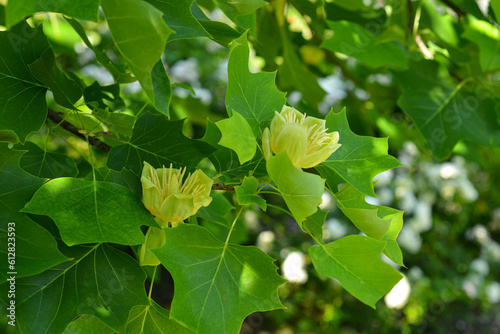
top-left (225, 206), bottom-right (245, 245)
top-left (148, 266), bottom-right (157, 300)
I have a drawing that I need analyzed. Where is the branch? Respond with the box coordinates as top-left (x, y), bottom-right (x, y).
top-left (211, 183), bottom-right (236, 191)
top-left (47, 109), bottom-right (112, 153)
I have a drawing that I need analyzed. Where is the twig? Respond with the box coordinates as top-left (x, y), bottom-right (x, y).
top-left (212, 183), bottom-right (236, 191)
top-left (47, 109), bottom-right (112, 153)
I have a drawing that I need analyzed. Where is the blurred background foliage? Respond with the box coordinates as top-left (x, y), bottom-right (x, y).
top-left (1, 0), bottom-right (500, 333)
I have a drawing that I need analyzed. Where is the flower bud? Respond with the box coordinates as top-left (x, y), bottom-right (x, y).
top-left (262, 106), bottom-right (341, 169)
top-left (141, 161), bottom-right (213, 227)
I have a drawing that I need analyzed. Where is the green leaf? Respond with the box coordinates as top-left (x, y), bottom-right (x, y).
top-left (64, 314), bottom-right (115, 334)
top-left (21, 178), bottom-right (158, 246)
top-left (393, 60), bottom-right (500, 160)
top-left (316, 108), bottom-right (402, 197)
top-left (302, 208), bottom-right (328, 244)
top-left (0, 22), bottom-right (48, 142)
top-left (202, 121), bottom-right (266, 183)
top-left (0, 215), bottom-right (69, 282)
top-left (4, 244), bottom-right (149, 334)
top-left (309, 235), bottom-right (402, 308)
top-left (5, 0), bottom-right (100, 28)
top-left (107, 112), bottom-right (215, 174)
top-left (463, 19), bottom-right (500, 71)
top-left (212, 0), bottom-right (266, 21)
top-left (278, 36), bottom-right (326, 107)
top-left (104, 168), bottom-right (142, 200)
top-left (0, 143), bottom-right (46, 222)
top-left (101, 0), bottom-right (173, 115)
top-left (152, 224), bottom-right (285, 334)
top-left (216, 111), bottom-right (257, 164)
top-left (226, 32), bottom-right (286, 136)
top-left (322, 20), bottom-right (407, 69)
top-left (335, 183), bottom-right (404, 266)
top-left (14, 141), bottom-right (78, 178)
top-left (28, 49), bottom-right (82, 109)
top-left (92, 108), bottom-right (135, 138)
top-left (65, 17), bottom-right (134, 83)
top-left (267, 152), bottom-right (325, 224)
top-left (84, 81), bottom-right (125, 110)
top-left (146, 0), bottom-right (210, 41)
top-left (235, 176), bottom-right (266, 210)
top-left (126, 300), bottom-right (194, 334)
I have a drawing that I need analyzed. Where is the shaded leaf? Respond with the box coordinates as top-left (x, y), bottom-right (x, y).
top-left (235, 176), bottom-right (266, 210)
top-left (21, 178), bottom-right (158, 246)
top-left (15, 141), bottom-right (78, 178)
top-left (302, 208), bottom-right (327, 244)
top-left (226, 32), bottom-right (286, 136)
top-left (393, 60), bottom-right (500, 160)
top-left (309, 235), bottom-right (402, 308)
top-left (267, 152), bottom-right (324, 224)
top-left (0, 22), bottom-right (48, 142)
top-left (278, 36), bottom-right (326, 107)
top-left (102, 0), bottom-right (173, 115)
top-left (0, 143), bottom-right (46, 222)
top-left (107, 112), bottom-right (215, 174)
top-left (0, 215), bottom-right (69, 282)
top-left (216, 111), bottom-right (257, 164)
top-left (28, 49), bottom-right (82, 109)
top-left (152, 224), bottom-right (285, 334)
top-left (5, 0), bottom-right (100, 28)
top-left (2, 244), bottom-right (149, 334)
top-left (317, 108), bottom-right (402, 197)
top-left (463, 20), bottom-right (500, 71)
top-left (322, 20), bottom-right (407, 69)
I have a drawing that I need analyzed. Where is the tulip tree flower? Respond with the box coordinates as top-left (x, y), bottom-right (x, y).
top-left (139, 161), bottom-right (213, 266)
top-left (262, 106), bottom-right (341, 169)
top-left (141, 161), bottom-right (214, 227)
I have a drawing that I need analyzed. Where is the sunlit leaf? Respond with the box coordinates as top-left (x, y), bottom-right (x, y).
top-left (335, 183), bottom-right (404, 266)
top-left (267, 152), bottom-right (325, 224)
top-left (309, 235), bottom-right (402, 308)
top-left (226, 32), bottom-right (286, 135)
top-left (126, 300), bottom-right (194, 334)
top-left (102, 0), bottom-right (173, 115)
top-left (316, 108), bottom-right (402, 197)
top-left (234, 176), bottom-right (266, 210)
top-left (21, 178), bottom-right (158, 246)
top-left (216, 111), bottom-right (257, 164)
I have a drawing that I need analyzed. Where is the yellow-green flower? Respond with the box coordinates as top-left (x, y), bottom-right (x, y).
top-left (141, 161), bottom-right (213, 227)
top-left (262, 106), bottom-right (341, 169)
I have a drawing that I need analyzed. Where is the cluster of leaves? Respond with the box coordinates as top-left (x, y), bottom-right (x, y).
top-left (1, 0), bottom-right (499, 333)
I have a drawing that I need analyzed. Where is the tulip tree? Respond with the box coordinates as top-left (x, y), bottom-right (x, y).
top-left (1, 0), bottom-right (498, 333)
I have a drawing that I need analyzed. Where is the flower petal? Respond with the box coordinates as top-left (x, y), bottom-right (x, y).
top-left (274, 123), bottom-right (307, 167)
top-left (262, 127), bottom-right (272, 160)
top-left (158, 194), bottom-right (195, 223)
top-left (301, 144), bottom-right (341, 168)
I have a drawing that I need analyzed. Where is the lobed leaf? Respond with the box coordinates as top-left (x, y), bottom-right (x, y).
top-left (226, 32), bottom-right (286, 136)
top-left (216, 111), bottom-right (257, 164)
top-left (101, 0), bottom-right (173, 115)
top-left (267, 152), bottom-right (325, 224)
top-left (234, 176), bottom-right (267, 210)
top-left (107, 112), bottom-right (215, 174)
top-left (21, 178), bottom-right (158, 246)
top-left (152, 224), bottom-right (285, 334)
top-left (309, 235), bottom-right (403, 308)
top-left (1, 244), bottom-right (150, 334)
top-left (0, 22), bottom-right (48, 142)
top-left (316, 108), bottom-right (402, 197)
